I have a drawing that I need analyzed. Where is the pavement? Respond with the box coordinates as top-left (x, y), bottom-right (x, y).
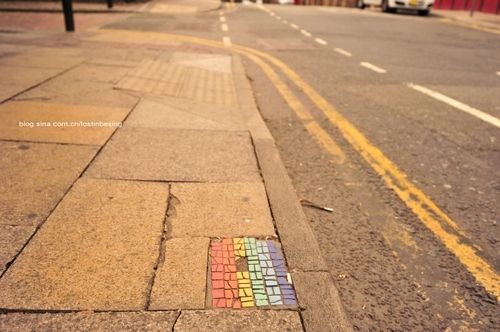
top-left (433, 9), bottom-right (500, 35)
top-left (0, 0), bottom-right (352, 331)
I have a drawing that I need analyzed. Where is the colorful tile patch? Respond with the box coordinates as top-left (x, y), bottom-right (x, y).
top-left (210, 237), bottom-right (297, 309)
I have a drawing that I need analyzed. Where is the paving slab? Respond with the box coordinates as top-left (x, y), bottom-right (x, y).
top-left (0, 225), bottom-right (36, 274)
top-left (0, 47), bottom-right (84, 69)
top-left (0, 178), bottom-right (169, 310)
top-left (0, 311), bottom-right (178, 332)
top-left (85, 127), bottom-right (261, 182)
top-left (16, 76), bottom-right (139, 109)
top-left (292, 272), bottom-right (353, 332)
top-left (60, 63), bottom-right (131, 84)
top-left (170, 182), bottom-right (276, 237)
top-left (174, 310), bottom-right (303, 332)
top-left (0, 66), bottom-right (61, 102)
top-left (170, 52), bottom-right (233, 74)
top-left (0, 101), bottom-right (129, 145)
top-left (0, 141), bottom-right (97, 227)
top-left (150, 237), bottom-right (210, 309)
top-left (125, 96), bottom-right (245, 131)
top-left (116, 59), bottom-right (237, 106)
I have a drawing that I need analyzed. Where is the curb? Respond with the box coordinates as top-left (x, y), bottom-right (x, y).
top-left (231, 54), bottom-right (353, 332)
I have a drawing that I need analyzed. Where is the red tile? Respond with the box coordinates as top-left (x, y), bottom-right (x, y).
top-left (224, 265), bottom-right (236, 273)
top-left (225, 290), bottom-right (234, 299)
top-left (222, 238), bottom-right (232, 245)
top-left (212, 272), bottom-right (224, 280)
top-left (212, 289), bottom-right (224, 299)
top-left (233, 299), bottom-right (241, 309)
top-left (212, 280), bottom-right (224, 289)
top-left (228, 280), bottom-right (238, 288)
top-left (216, 299), bottom-right (226, 308)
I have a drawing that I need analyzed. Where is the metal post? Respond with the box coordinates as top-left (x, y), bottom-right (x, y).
top-left (61, 0), bottom-right (74, 31)
top-left (107, 0), bottom-right (113, 9)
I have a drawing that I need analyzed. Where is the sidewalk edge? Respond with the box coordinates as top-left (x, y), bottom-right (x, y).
top-left (231, 54), bottom-right (354, 332)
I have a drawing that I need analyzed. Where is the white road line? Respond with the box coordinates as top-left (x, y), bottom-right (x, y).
top-left (334, 48), bottom-right (352, 57)
top-left (222, 36), bottom-right (232, 47)
top-left (221, 23), bottom-right (228, 32)
top-left (283, 19), bottom-right (288, 24)
top-left (497, 71), bottom-right (500, 76)
top-left (408, 83), bottom-right (500, 129)
top-left (276, 15), bottom-right (281, 19)
top-left (315, 38), bottom-right (328, 45)
top-left (301, 29), bottom-right (312, 37)
top-left (218, 11), bottom-right (224, 16)
top-left (220, 16), bottom-right (226, 22)
top-left (269, 12), bottom-right (275, 16)
top-left (290, 23), bottom-right (299, 29)
top-left (360, 62), bottom-right (387, 73)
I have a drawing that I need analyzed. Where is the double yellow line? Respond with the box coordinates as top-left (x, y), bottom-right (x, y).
top-left (98, 29), bottom-right (499, 299)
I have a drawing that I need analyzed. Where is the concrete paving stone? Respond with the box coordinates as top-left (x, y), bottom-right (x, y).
top-left (174, 310), bottom-right (303, 332)
top-left (0, 66), bottom-right (61, 102)
top-left (170, 52), bottom-right (233, 74)
top-left (0, 101), bottom-right (130, 145)
top-left (124, 96), bottom-right (245, 131)
top-left (150, 237), bottom-right (210, 309)
top-left (61, 63), bottom-right (131, 84)
top-left (0, 311), bottom-right (178, 332)
top-left (0, 225), bottom-right (36, 274)
top-left (292, 272), bottom-right (353, 332)
top-left (0, 178), bottom-right (169, 310)
top-left (85, 127), bottom-right (261, 182)
top-left (0, 47), bottom-right (84, 69)
top-left (16, 76), bottom-right (139, 109)
top-left (170, 182), bottom-right (276, 237)
top-left (0, 141), bottom-right (97, 227)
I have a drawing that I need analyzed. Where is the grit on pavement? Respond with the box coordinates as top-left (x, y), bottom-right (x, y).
top-left (0, 1), bottom-right (351, 331)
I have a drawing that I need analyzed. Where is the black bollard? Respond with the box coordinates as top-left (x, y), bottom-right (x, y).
top-left (61, 0), bottom-right (75, 31)
top-left (107, 0), bottom-right (113, 9)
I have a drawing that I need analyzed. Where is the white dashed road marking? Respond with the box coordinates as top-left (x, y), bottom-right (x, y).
top-left (315, 38), bottom-right (328, 45)
top-left (408, 83), bottom-right (500, 129)
top-left (222, 36), bottom-right (232, 47)
top-left (221, 23), bottom-right (228, 32)
top-left (360, 62), bottom-right (387, 73)
top-left (334, 48), bottom-right (352, 57)
top-left (301, 29), bottom-right (312, 37)
top-left (290, 23), bottom-right (299, 29)
top-left (220, 16), bottom-right (226, 22)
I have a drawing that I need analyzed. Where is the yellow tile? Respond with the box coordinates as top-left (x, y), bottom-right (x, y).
top-left (239, 289), bottom-right (245, 297)
top-left (236, 272), bottom-right (243, 279)
top-left (244, 288), bottom-right (253, 297)
top-left (242, 272), bottom-right (249, 279)
top-left (241, 296), bottom-right (253, 302)
top-left (242, 301), bottom-right (254, 308)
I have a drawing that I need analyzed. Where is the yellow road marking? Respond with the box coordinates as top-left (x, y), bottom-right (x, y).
top-left (237, 45), bottom-right (498, 298)
top-left (96, 29), bottom-right (499, 299)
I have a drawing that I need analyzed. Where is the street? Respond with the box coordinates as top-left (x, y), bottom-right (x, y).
top-left (0, 1), bottom-right (499, 331)
top-left (207, 4), bottom-right (499, 331)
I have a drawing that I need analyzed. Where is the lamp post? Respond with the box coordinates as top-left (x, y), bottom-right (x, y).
top-left (61, 0), bottom-right (74, 31)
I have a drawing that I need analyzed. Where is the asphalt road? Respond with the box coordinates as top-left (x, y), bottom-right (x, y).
top-left (213, 4), bottom-right (499, 331)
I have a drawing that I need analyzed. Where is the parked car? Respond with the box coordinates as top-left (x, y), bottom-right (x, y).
top-left (357, 0), bottom-right (434, 16)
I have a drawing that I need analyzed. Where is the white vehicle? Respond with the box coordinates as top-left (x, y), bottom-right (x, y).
top-left (357, 0), bottom-right (434, 16)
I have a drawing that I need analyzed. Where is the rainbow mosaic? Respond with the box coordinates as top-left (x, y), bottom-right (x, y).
top-left (210, 237), bottom-right (297, 309)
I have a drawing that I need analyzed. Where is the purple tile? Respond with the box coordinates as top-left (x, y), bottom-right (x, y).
top-left (282, 289), bottom-right (295, 296)
top-left (284, 299), bottom-right (297, 305)
top-left (278, 277), bottom-right (288, 285)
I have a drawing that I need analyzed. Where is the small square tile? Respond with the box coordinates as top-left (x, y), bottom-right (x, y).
top-left (212, 289), bottom-right (224, 299)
